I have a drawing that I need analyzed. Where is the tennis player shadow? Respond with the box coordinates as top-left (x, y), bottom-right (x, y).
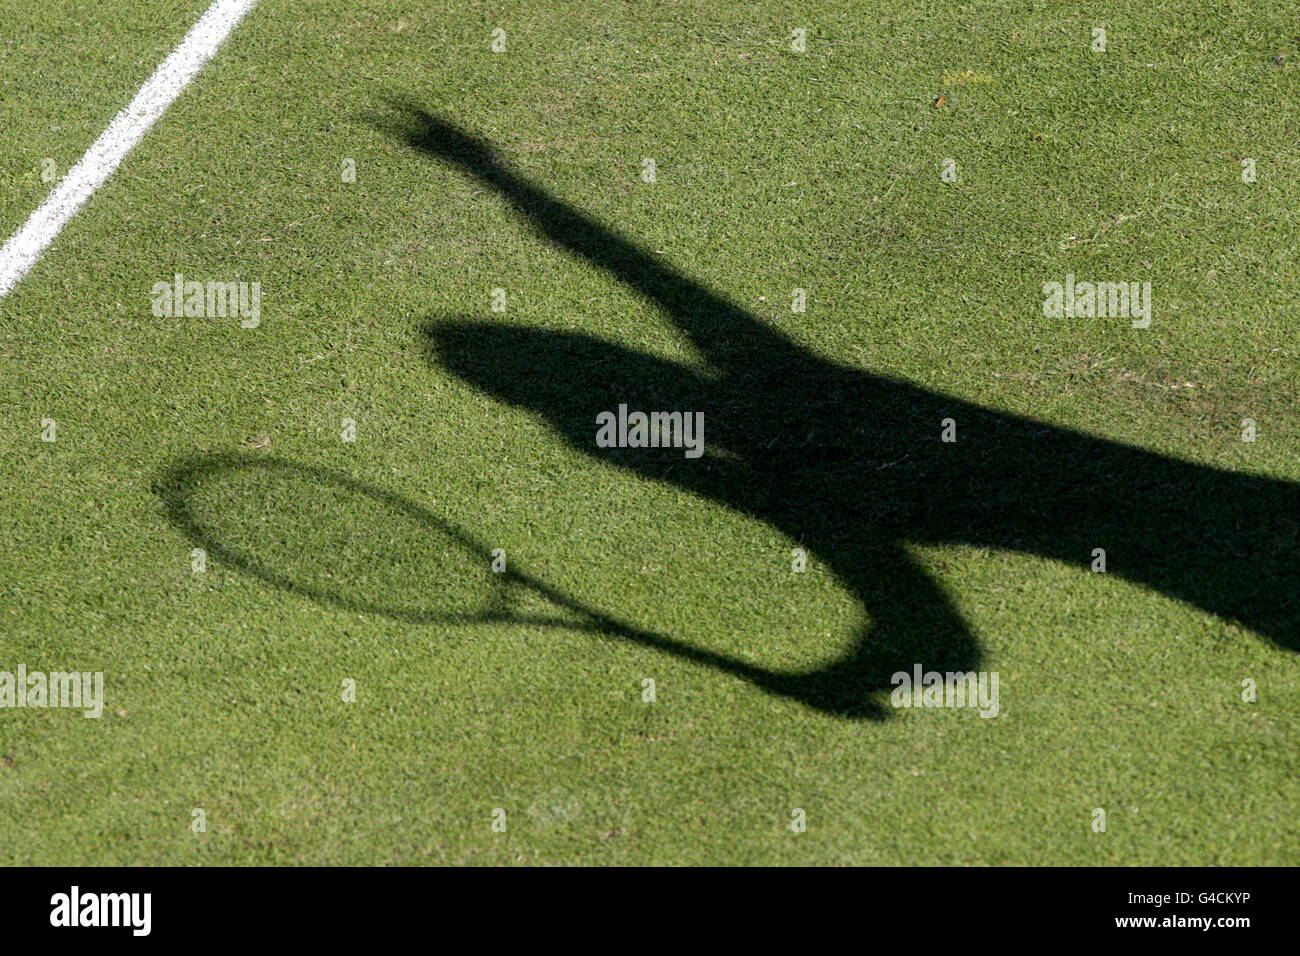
top-left (384, 106), bottom-right (1300, 717)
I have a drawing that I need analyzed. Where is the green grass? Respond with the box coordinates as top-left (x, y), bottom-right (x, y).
top-left (1, 0), bottom-right (1298, 864)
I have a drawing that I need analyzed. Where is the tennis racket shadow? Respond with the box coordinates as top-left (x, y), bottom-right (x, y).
top-left (154, 452), bottom-right (903, 718)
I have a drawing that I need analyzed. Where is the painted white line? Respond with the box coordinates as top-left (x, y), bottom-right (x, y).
top-left (0, 0), bottom-right (260, 302)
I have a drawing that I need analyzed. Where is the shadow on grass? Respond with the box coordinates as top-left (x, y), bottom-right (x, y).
top-left (155, 452), bottom-right (894, 717)
top-left (154, 105), bottom-right (1300, 720)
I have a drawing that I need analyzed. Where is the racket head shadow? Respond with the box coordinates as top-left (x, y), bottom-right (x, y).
top-left (155, 453), bottom-right (548, 627)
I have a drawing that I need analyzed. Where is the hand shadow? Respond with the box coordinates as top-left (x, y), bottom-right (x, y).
top-left (382, 105), bottom-right (1300, 717)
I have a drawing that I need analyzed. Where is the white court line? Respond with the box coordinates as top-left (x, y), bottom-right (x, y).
top-left (0, 0), bottom-right (260, 302)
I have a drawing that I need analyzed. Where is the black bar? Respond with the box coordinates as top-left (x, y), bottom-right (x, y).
top-left (1, 866), bottom-right (1281, 942)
